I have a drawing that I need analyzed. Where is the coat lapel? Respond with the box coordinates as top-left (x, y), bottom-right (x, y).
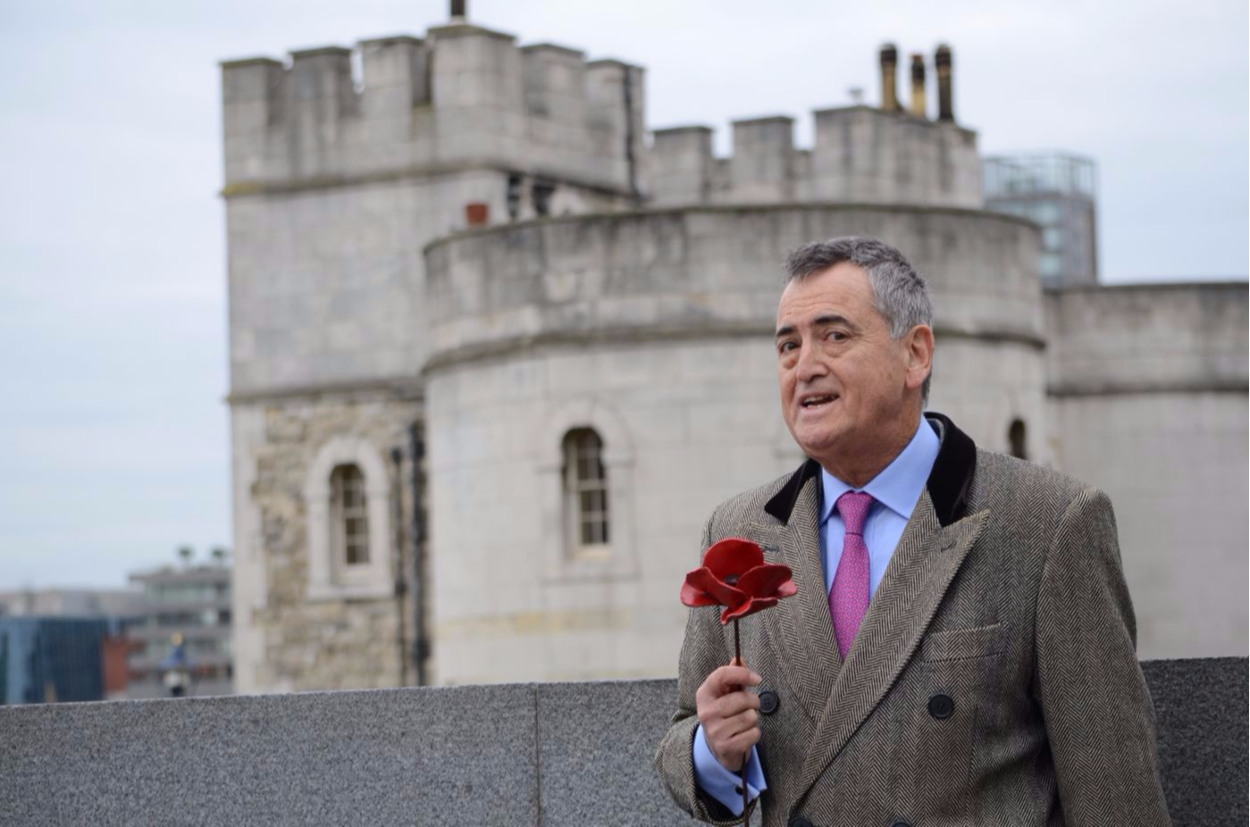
top-left (744, 471), bottom-right (839, 727)
top-left (794, 491), bottom-right (990, 797)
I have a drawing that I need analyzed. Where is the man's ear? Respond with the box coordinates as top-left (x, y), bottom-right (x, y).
top-left (903, 324), bottom-right (934, 391)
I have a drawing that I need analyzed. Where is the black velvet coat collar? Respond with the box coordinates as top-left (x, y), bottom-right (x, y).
top-left (763, 412), bottom-right (977, 528)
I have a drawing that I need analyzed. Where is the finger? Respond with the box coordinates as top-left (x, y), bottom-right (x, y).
top-left (717, 707), bottom-right (760, 739)
top-left (724, 726), bottom-right (762, 756)
top-left (710, 690), bottom-right (760, 721)
top-left (708, 723), bottom-right (761, 769)
top-left (705, 709), bottom-right (760, 752)
top-left (706, 665), bottom-right (762, 695)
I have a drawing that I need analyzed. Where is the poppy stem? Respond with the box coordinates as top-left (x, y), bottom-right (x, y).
top-left (735, 617), bottom-right (748, 827)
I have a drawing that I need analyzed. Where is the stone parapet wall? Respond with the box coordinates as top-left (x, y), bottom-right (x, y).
top-left (1, 659), bottom-right (1244, 826)
top-left (423, 204), bottom-right (1042, 371)
top-left (650, 108), bottom-right (981, 209)
top-left (1044, 282), bottom-right (1248, 397)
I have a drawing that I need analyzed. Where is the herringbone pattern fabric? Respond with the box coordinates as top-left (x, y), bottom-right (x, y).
top-left (655, 442), bottom-right (1171, 827)
top-left (829, 491), bottom-right (873, 660)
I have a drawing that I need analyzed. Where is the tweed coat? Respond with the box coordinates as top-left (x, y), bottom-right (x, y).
top-left (656, 413), bottom-right (1171, 827)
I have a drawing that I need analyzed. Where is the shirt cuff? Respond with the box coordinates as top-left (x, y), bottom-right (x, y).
top-left (692, 723), bottom-right (767, 816)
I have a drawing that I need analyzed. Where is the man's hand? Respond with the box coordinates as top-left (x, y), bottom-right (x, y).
top-left (696, 664), bottom-right (762, 772)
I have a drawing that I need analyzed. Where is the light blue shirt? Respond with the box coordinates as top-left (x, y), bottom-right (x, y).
top-left (692, 418), bottom-right (941, 814)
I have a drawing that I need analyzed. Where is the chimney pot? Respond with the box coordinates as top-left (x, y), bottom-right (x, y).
top-left (909, 54), bottom-right (927, 119)
top-left (879, 44), bottom-right (900, 112)
top-left (935, 44), bottom-right (955, 122)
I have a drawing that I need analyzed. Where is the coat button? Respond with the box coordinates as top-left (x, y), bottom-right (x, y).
top-left (891, 822), bottom-right (913, 827)
top-left (928, 693), bottom-right (955, 720)
top-left (789, 818), bottom-right (814, 827)
top-left (759, 690), bottom-right (780, 715)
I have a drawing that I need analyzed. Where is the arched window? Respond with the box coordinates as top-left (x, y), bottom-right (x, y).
top-left (1008, 419), bottom-right (1028, 460)
top-left (563, 428), bottom-right (609, 553)
top-left (330, 464), bottom-right (370, 566)
top-left (304, 436), bottom-right (392, 600)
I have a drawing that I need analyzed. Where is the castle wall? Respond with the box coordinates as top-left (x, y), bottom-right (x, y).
top-left (1045, 284), bottom-right (1249, 658)
top-left (221, 20), bottom-right (1247, 693)
top-left (225, 174), bottom-right (498, 397)
top-left (229, 392), bottom-right (422, 693)
top-left (422, 205), bottom-right (1042, 684)
top-left (649, 107), bottom-right (981, 209)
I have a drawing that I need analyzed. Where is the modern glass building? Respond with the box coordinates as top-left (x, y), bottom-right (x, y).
top-left (983, 153), bottom-right (1098, 286)
top-left (0, 617), bottom-right (118, 704)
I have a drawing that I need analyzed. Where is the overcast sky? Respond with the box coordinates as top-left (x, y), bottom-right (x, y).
top-left (0, 0), bottom-right (1246, 591)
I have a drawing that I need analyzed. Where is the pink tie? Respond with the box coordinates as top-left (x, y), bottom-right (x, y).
top-left (829, 491), bottom-right (874, 660)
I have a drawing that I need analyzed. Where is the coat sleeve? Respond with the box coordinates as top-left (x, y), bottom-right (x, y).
top-left (654, 510), bottom-right (760, 826)
top-left (1033, 486), bottom-right (1172, 826)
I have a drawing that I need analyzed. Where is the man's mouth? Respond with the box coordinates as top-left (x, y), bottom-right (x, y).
top-left (800, 394), bottom-right (838, 409)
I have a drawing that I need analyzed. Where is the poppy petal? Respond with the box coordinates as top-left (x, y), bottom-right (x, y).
top-left (722, 596), bottom-right (780, 623)
top-left (679, 578), bottom-right (719, 607)
top-left (737, 564), bottom-right (796, 599)
top-left (682, 566), bottom-right (747, 609)
top-left (703, 538), bottom-right (765, 581)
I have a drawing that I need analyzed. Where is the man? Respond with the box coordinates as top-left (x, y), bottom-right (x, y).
top-left (655, 237), bottom-right (1170, 826)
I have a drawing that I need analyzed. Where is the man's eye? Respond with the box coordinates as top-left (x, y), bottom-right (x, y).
top-left (827, 330), bottom-right (848, 342)
top-left (778, 341), bottom-right (798, 354)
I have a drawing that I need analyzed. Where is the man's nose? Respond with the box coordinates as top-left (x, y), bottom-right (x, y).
top-left (794, 342), bottom-right (827, 382)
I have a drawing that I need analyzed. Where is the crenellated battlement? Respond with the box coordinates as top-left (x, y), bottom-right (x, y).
top-left (650, 43), bottom-right (982, 209)
top-left (220, 23), bottom-right (646, 199)
top-left (650, 105), bottom-right (981, 209)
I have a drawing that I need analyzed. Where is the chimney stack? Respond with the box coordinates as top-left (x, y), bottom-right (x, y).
top-left (879, 44), bottom-right (900, 112)
top-left (935, 45), bottom-right (954, 122)
top-left (909, 54), bottom-right (927, 118)
top-left (450, 0), bottom-right (466, 20)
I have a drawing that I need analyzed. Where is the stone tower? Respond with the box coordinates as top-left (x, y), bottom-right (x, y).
top-left (221, 13), bottom-right (645, 691)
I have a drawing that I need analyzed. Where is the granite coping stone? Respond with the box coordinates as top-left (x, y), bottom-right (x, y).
top-left (0, 658), bottom-right (1244, 826)
top-left (537, 679), bottom-right (697, 826)
top-left (1, 683), bottom-right (539, 826)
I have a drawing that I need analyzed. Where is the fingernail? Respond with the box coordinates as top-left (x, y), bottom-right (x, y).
top-left (750, 672), bottom-right (761, 683)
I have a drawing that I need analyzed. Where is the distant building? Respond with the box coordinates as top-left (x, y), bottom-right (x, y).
top-left (0, 588), bottom-right (142, 619)
top-left (126, 564), bottom-right (233, 698)
top-left (984, 153), bottom-right (1098, 286)
top-left (0, 617), bottom-right (123, 704)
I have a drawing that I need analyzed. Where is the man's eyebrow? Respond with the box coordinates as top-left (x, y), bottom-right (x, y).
top-left (812, 314), bottom-right (855, 329)
top-left (775, 315), bottom-right (859, 339)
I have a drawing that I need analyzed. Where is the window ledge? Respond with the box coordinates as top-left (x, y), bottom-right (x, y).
top-left (307, 582), bottom-right (393, 602)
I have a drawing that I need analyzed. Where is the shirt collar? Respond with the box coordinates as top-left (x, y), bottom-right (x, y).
top-left (819, 417), bottom-right (942, 524)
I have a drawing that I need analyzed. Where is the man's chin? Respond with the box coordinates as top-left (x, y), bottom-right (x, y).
top-left (793, 427), bottom-right (841, 459)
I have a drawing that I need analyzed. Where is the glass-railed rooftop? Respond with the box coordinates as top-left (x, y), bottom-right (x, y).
top-left (983, 153), bottom-right (1097, 200)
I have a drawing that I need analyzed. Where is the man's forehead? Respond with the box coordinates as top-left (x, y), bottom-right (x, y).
top-left (777, 263), bottom-right (872, 321)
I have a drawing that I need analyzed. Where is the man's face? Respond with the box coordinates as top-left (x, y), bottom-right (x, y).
top-left (775, 262), bottom-right (917, 467)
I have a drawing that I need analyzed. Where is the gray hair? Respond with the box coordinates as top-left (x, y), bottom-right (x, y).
top-left (783, 236), bottom-right (933, 403)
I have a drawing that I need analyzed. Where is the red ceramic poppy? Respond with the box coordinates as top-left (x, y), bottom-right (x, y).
top-left (680, 537), bottom-right (798, 624)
